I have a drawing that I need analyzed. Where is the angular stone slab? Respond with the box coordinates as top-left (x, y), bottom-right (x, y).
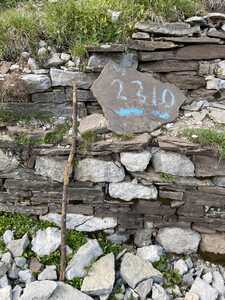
top-left (135, 22), bottom-right (199, 36)
top-left (128, 40), bottom-right (177, 51)
top-left (91, 62), bottom-right (186, 134)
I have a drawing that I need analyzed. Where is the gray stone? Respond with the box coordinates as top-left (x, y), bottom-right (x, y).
top-left (20, 280), bottom-right (57, 300)
top-left (132, 32), bottom-right (150, 39)
top-left (75, 158), bottom-right (125, 183)
top-left (209, 107), bottom-right (225, 124)
top-left (135, 22), bottom-right (199, 36)
top-left (45, 53), bottom-right (63, 68)
top-left (41, 213), bottom-right (117, 232)
top-left (206, 76), bottom-right (225, 90)
top-left (12, 285), bottom-right (22, 300)
top-left (7, 234), bottom-right (29, 257)
top-left (0, 150), bottom-right (18, 173)
top-left (49, 282), bottom-right (94, 300)
top-left (66, 239), bottom-right (103, 280)
top-left (21, 74), bottom-right (51, 93)
top-left (0, 262), bottom-right (8, 278)
top-left (38, 266), bottom-right (57, 281)
top-left (35, 157), bottom-right (67, 183)
top-left (0, 275), bottom-right (9, 288)
top-left (185, 16), bottom-right (207, 26)
top-left (156, 227), bottom-right (201, 254)
top-left (134, 228), bottom-right (154, 247)
top-left (8, 263), bottom-right (19, 280)
top-left (15, 257), bottom-right (27, 269)
top-left (61, 53), bottom-right (71, 62)
top-left (189, 277), bottom-right (219, 300)
top-left (3, 231), bottom-right (13, 245)
top-left (202, 272), bottom-right (213, 284)
top-left (81, 253), bottom-right (115, 296)
top-left (1, 252), bottom-right (12, 267)
top-left (18, 269), bottom-right (34, 284)
top-left (109, 181), bottom-right (158, 201)
top-left (137, 245), bottom-right (163, 263)
top-left (174, 259), bottom-right (188, 275)
top-left (183, 272), bottom-right (194, 287)
top-left (0, 286), bottom-right (12, 300)
top-left (120, 253), bottom-right (162, 289)
top-left (152, 150), bottom-right (195, 177)
top-left (107, 232), bottom-right (129, 245)
top-left (78, 114), bottom-right (107, 134)
top-left (31, 227), bottom-right (61, 256)
top-left (135, 278), bottom-right (153, 299)
top-left (213, 177), bottom-right (225, 187)
top-left (120, 151), bottom-right (152, 172)
top-left (212, 271), bottom-right (225, 296)
top-left (152, 284), bottom-right (170, 300)
top-left (91, 62), bottom-right (186, 134)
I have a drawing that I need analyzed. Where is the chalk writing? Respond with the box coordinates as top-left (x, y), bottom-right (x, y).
top-left (115, 107), bottom-right (144, 117)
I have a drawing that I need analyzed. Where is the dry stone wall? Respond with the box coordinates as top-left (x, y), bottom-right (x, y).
top-left (1, 14), bottom-right (225, 254)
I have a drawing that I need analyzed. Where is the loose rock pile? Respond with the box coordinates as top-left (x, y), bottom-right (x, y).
top-left (0, 223), bottom-right (224, 300)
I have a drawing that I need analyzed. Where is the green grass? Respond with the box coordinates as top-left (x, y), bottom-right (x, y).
top-left (0, 110), bottom-right (53, 125)
top-left (183, 128), bottom-right (225, 158)
top-left (160, 173), bottom-right (176, 182)
top-left (44, 122), bottom-right (70, 144)
top-left (0, 0), bottom-right (203, 60)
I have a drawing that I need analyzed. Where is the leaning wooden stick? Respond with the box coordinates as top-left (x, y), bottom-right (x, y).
top-left (60, 83), bottom-right (78, 281)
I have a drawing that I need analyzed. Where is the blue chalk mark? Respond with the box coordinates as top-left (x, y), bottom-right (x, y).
top-left (115, 107), bottom-right (144, 117)
top-left (152, 110), bottom-right (170, 120)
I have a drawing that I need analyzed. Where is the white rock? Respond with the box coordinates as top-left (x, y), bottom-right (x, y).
top-left (0, 262), bottom-right (8, 278)
top-left (75, 158), bottom-right (125, 183)
top-left (40, 213), bottom-right (117, 231)
top-left (189, 277), bottom-right (219, 300)
top-left (156, 227), bottom-right (201, 254)
top-left (3, 230), bottom-right (14, 245)
top-left (134, 278), bottom-right (153, 299)
top-left (18, 269), bottom-right (34, 284)
top-left (206, 76), bottom-right (225, 90)
top-left (0, 286), bottom-right (12, 300)
top-left (20, 280), bottom-right (57, 300)
top-left (81, 253), bottom-right (115, 296)
top-left (120, 151), bottom-right (152, 172)
top-left (78, 114), bottom-right (107, 134)
top-left (8, 263), bottom-right (19, 280)
top-left (45, 53), bottom-right (63, 67)
top-left (109, 182), bottom-right (158, 201)
top-left (120, 253), bottom-right (162, 289)
top-left (38, 266), bottom-right (57, 281)
top-left (60, 53), bottom-right (71, 62)
top-left (0, 275), bottom-right (9, 288)
top-left (21, 74), bottom-right (51, 93)
top-left (200, 233), bottom-right (225, 255)
top-left (50, 68), bottom-right (88, 87)
top-left (15, 257), bottom-right (27, 269)
top-left (1, 252), bottom-right (12, 267)
top-left (174, 259), bottom-right (188, 275)
top-left (202, 272), bottom-right (213, 284)
top-left (7, 234), bottom-right (29, 257)
top-left (212, 271), bottom-right (225, 297)
top-left (35, 156), bottom-right (67, 183)
top-left (184, 292), bottom-right (199, 300)
top-left (137, 245), bottom-right (163, 263)
top-left (12, 285), bottom-right (22, 300)
top-left (66, 239), bottom-right (103, 280)
top-left (152, 283), bottom-right (170, 300)
top-left (216, 60), bottom-right (225, 79)
top-left (209, 108), bottom-right (225, 124)
top-left (31, 227), bottom-right (61, 256)
top-left (152, 150), bottom-right (195, 177)
top-left (213, 177), bottom-right (225, 187)
top-left (0, 150), bottom-right (18, 173)
top-left (49, 282), bottom-right (94, 300)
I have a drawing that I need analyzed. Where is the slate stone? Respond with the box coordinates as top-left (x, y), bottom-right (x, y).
top-left (21, 74), bottom-right (51, 93)
top-left (213, 177), bottom-right (225, 187)
top-left (128, 40), bottom-right (177, 51)
top-left (139, 60), bottom-right (199, 73)
top-left (78, 113), bottom-right (107, 134)
top-left (0, 150), bottom-right (18, 173)
top-left (91, 62), bottom-right (186, 134)
top-left (109, 182), bottom-right (158, 201)
top-left (66, 239), bottom-right (103, 280)
top-left (134, 22), bottom-right (199, 36)
top-left (200, 233), bottom-right (225, 255)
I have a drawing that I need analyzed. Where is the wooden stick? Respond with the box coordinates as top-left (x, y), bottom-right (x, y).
top-left (60, 84), bottom-right (78, 281)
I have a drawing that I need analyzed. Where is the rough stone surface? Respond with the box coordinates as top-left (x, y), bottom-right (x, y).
top-left (49, 282), bottom-right (94, 300)
top-left (156, 227), bottom-right (201, 254)
top-left (137, 245), bottom-right (163, 263)
top-left (0, 150), bottom-right (18, 173)
top-left (189, 277), bottom-right (219, 300)
top-left (120, 253), bottom-right (162, 289)
top-left (35, 157), bottom-right (67, 183)
top-left (20, 280), bottom-right (57, 300)
top-left (213, 177), bottom-right (225, 187)
top-left (31, 228), bottom-right (61, 256)
top-left (109, 182), bottom-right (158, 201)
top-left (78, 114), bottom-right (107, 134)
top-left (75, 158), bottom-right (125, 183)
top-left (200, 233), bottom-right (225, 255)
top-left (38, 266), bottom-right (57, 281)
top-left (91, 62), bottom-right (186, 134)
top-left (66, 239), bottom-right (103, 280)
top-left (134, 278), bottom-right (153, 299)
top-left (120, 151), bottom-right (152, 172)
top-left (174, 259), bottom-right (188, 275)
top-left (152, 150), bottom-right (195, 177)
top-left (21, 74), bottom-right (51, 93)
top-left (81, 253), bottom-right (115, 296)
top-left (41, 213), bottom-right (117, 232)
top-left (152, 284), bottom-right (170, 300)
top-left (7, 234), bottom-right (29, 258)
top-left (0, 286), bottom-right (12, 300)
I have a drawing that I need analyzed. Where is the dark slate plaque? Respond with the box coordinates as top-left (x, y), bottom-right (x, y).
top-left (91, 62), bottom-right (186, 133)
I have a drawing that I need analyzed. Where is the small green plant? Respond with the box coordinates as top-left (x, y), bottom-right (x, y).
top-left (112, 133), bottom-right (135, 141)
top-left (153, 255), bottom-right (182, 288)
top-left (182, 128), bottom-right (225, 159)
top-left (39, 250), bottom-right (61, 269)
top-left (91, 232), bottom-right (123, 256)
top-left (66, 230), bottom-right (87, 252)
top-left (0, 110), bottom-right (53, 125)
top-left (160, 173), bottom-right (176, 182)
top-left (44, 122), bottom-right (70, 145)
top-left (79, 130), bottom-right (97, 153)
top-left (67, 277), bottom-right (83, 289)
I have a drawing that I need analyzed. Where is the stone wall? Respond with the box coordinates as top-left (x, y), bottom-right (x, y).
top-left (1, 14), bottom-right (225, 254)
